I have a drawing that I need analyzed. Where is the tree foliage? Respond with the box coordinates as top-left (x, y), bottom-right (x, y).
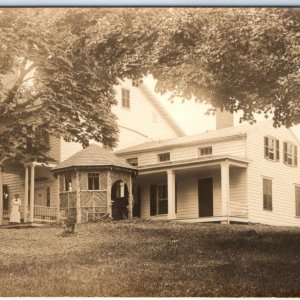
top-left (0, 8), bottom-right (299, 162)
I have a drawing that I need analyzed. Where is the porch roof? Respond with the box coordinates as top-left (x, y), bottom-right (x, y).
top-left (137, 155), bottom-right (249, 174)
top-left (52, 144), bottom-right (137, 173)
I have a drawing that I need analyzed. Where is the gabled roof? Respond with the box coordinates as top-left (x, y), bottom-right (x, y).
top-left (139, 83), bottom-right (186, 137)
top-left (115, 122), bottom-right (254, 155)
top-left (52, 144), bottom-right (136, 172)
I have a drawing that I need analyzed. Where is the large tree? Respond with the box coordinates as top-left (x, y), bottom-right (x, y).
top-left (1, 8), bottom-right (299, 162)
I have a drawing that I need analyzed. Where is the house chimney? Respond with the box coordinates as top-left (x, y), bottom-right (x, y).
top-left (216, 108), bottom-right (234, 130)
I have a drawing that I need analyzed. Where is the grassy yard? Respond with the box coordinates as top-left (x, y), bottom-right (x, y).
top-left (0, 220), bottom-right (300, 297)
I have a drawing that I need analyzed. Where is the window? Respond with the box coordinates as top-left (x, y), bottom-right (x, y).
top-left (295, 186), bottom-right (300, 217)
top-left (264, 137), bottom-right (279, 161)
top-left (263, 178), bottom-right (272, 211)
top-left (157, 185), bottom-right (168, 214)
top-left (121, 88), bottom-right (130, 108)
top-left (199, 146), bottom-right (212, 156)
top-left (283, 142), bottom-right (297, 167)
top-left (36, 126), bottom-right (50, 147)
top-left (150, 184), bottom-right (168, 216)
top-left (65, 174), bottom-right (72, 192)
top-left (88, 173), bottom-right (100, 190)
top-left (126, 157), bottom-right (138, 167)
top-left (158, 152), bottom-right (170, 162)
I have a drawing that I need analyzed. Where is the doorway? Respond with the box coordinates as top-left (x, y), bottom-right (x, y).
top-left (111, 180), bottom-right (129, 220)
top-left (198, 177), bottom-right (213, 217)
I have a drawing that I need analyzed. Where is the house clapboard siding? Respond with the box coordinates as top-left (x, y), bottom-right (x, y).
top-left (246, 123), bottom-right (300, 226)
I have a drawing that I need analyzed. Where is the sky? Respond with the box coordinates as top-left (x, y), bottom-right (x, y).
top-left (144, 76), bottom-right (300, 140)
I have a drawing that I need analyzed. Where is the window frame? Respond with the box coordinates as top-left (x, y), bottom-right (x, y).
top-left (283, 141), bottom-right (298, 167)
top-left (198, 146), bottom-right (213, 157)
top-left (264, 136), bottom-right (279, 162)
top-left (87, 172), bottom-right (100, 191)
top-left (263, 177), bottom-right (273, 211)
top-left (157, 184), bottom-right (168, 215)
top-left (121, 88), bottom-right (130, 109)
top-left (157, 152), bottom-right (170, 163)
top-left (126, 157), bottom-right (138, 167)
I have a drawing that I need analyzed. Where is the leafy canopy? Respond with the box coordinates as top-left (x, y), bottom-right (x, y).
top-left (1, 8), bottom-right (299, 162)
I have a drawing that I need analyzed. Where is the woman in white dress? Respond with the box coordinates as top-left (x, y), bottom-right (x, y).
top-left (9, 194), bottom-right (21, 224)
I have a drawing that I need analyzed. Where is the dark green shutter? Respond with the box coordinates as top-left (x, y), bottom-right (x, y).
top-left (150, 184), bottom-right (157, 216)
top-left (294, 145), bottom-right (298, 166)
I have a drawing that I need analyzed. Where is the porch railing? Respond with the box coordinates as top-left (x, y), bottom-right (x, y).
top-left (34, 205), bottom-right (57, 223)
top-left (3, 210), bottom-right (9, 225)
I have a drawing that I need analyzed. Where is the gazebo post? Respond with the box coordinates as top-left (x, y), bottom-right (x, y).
top-left (107, 169), bottom-right (112, 218)
top-left (75, 170), bottom-right (81, 224)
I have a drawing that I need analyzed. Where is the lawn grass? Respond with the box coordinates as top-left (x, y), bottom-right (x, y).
top-left (0, 220), bottom-right (300, 297)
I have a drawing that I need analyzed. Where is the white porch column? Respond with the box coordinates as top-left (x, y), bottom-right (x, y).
top-left (75, 170), bottom-right (81, 224)
top-left (0, 165), bottom-right (3, 226)
top-left (221, 161), bottom-right (230, 224)
top-left (167, 170), bottom-right (176, 220)
top-left (24, 166), bottom-right (29, 223)
top-left (29, 164), bottom-right (35, 222)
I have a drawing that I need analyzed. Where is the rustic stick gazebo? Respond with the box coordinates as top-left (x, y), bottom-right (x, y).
top-left (52, 144), bottom-right (137, 223)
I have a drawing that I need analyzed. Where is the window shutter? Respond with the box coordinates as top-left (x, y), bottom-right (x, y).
top-left (283, 142), bottom-right (288, 163)
top-left (150, 184), bottom-right (157, 216)
top-left (294, 145), bottom-right (297, 167)
top-left (264, 137), bottom-right (269, 158)
top-left (276, 139), bottom-right (280, 161)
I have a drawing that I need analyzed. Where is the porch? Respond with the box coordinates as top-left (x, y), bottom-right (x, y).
top-left (134, 156), bottom-right (249, 224)
top-left (0, 161), bottom-right (59, 225)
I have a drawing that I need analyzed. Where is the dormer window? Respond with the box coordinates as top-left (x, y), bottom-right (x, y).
top-left (121, 88), bottom-right (130, 109)
top-left (264, 136), bottom-right (279, 161)
top-left (283, 142), bottom-right (297, 167)
top-left (199, 146), bottom-right (212, 157)
top-left (158, 152), bottom-right (170, 162)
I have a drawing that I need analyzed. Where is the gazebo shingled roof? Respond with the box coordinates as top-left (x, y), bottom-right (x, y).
top-left (52, 144), bottom-right (136, 172)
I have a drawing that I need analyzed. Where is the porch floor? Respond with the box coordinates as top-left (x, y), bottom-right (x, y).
top-left (0, 223), bottom-right (54, 229)
top-left (175, 216), bottom-right (249, 224)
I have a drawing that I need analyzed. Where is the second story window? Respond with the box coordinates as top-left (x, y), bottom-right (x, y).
top-left (121, 88), bottom-right (130, 109)
top-left (199, 146), bottom-right (212, 157)
top-left (158, 152), bottom-right (170, 162)
top-left (264, 136), bottom-right (279, 161)
top-left (36, 126), bottom-right (50, 147)
top-left (126, 157), bottom-right (138, 167)
top-left (88, 173), bottom-right (100, 190)
top-left (283, 142), bottom-right (297, 167)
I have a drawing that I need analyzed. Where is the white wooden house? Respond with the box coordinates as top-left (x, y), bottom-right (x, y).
top-left (116, 118), bottom-right (300, 227)
top-left (0, 81), bottom-right (184, 225)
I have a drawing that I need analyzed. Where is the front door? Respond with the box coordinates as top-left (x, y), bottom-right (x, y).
top-left (198, 178), bottom-right (213, 217)
top-left (35, 188), bottom-right (45, 206)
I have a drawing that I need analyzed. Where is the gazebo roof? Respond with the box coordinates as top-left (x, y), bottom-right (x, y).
top-left (52, 144), bottom-right (136, 172)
